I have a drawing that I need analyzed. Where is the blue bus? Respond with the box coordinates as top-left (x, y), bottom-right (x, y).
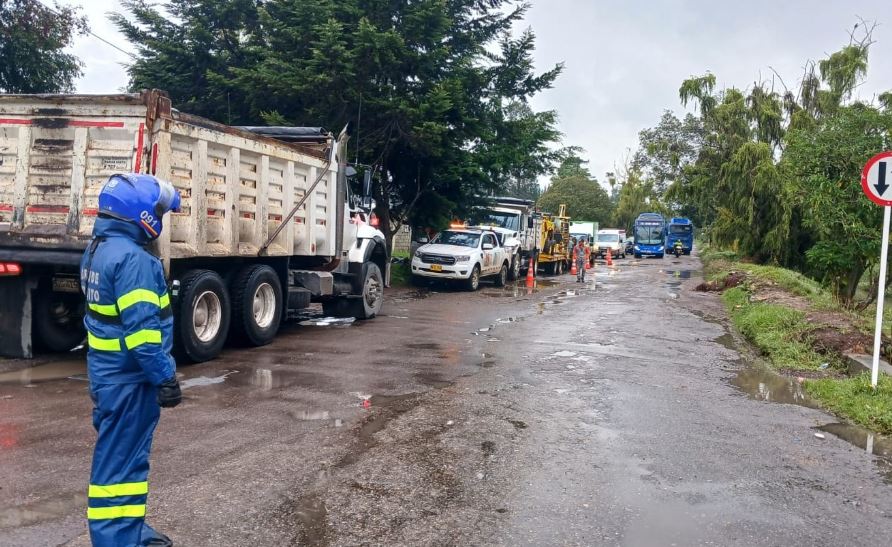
top-left (666, 217), bottom-right (694, 255)
top-left (633, 213), bottom-right (667, 259)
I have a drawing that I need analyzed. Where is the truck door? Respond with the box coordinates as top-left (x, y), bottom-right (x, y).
top-left (482, 233), bottom-right (497, 274)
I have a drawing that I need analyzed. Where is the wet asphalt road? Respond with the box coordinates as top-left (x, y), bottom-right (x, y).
top-left (1, 256), bottom-right (891, 546)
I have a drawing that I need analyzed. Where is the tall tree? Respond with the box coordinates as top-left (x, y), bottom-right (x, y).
top-left (538, 154), bottom-right (612, 224)
top-left (0, 0), bottom-right (88, 93)
top-left (114, 0), bottom-right (565, 248)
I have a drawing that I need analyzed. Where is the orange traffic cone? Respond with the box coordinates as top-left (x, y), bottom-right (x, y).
top-left (526, 257), bottom-right (535, 287)
top-left (585, 259), bottom-right (591, 270)
top-left (606, 252), bottom-right (613, 267)
top-left (570, 260), bottom-right (577, 276)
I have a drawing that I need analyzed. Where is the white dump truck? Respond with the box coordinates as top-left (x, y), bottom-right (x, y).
top-left (474, 197), bottom-right (541, 278)
top-left (0, 90), bottom-right (387, 361)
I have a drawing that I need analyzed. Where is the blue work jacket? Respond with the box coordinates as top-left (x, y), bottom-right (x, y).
top-left (80, 217), bottom-right (175, 385)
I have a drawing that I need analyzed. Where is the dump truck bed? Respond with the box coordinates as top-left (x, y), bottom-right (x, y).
top-left (0, 91), bottom-right (339, 263)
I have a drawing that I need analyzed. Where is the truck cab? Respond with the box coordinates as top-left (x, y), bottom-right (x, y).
top-left (596, 229), bottom-right (625, 259)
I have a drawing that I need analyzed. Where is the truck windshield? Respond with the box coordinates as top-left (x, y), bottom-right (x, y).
top-left (482, 212), bottom-right (520, 231)
top-left (598, 234), bottom-right (619, 242)
top-left (635, 225), bottom-right (664, 245)
top-left (670, 225), bottom-right (693, 234)
top-left (433, 231), bottom-right (481, 248)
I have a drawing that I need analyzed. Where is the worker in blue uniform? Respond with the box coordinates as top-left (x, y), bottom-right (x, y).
top-left (80, 174), bottom-right (183, 547)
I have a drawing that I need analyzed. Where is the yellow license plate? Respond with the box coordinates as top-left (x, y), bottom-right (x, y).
top-left (430, 264), bottom-right (443, 272)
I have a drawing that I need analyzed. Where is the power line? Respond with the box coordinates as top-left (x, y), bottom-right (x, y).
top-left (30, 0), bottom-right (138, 60)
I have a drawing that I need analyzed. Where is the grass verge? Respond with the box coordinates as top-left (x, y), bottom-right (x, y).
top-left (389, 260), bottom-right (412, 287)
top-left (804, 374), bottom-right (892, 435)
top-left (708, 250), bottom-right (891, 434)
top-left (722, 287), bottom-right (833, 372)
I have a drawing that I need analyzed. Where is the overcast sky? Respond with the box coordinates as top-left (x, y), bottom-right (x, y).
top-left (64, 0), bottom-right (892, 185)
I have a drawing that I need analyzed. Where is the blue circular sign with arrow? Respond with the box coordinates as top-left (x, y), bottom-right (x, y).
top-left (862, 151), bottom-right (892, 207)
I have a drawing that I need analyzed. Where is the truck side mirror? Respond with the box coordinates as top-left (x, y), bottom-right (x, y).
top-left (482, 243), bottom-right (494, 250)
top-left (362, 171), bottom-right (373, 198)
top-left (527, 217), bottom-right (534, 229)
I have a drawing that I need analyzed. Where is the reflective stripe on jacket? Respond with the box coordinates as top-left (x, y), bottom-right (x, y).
top-left (80, 217), bottom-right (175, 385)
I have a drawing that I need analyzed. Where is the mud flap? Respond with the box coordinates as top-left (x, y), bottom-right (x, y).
top-left (0, 277), bottom-right (37, 358)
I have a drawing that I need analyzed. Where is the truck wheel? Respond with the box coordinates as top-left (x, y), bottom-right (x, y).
top-left (465, 265), bottom-right (481, 291)
top-left (494, 263), bottom-right (508, 287)
top-left (323, 262), bottom-right (384, 319)
top-left (175, 269), bottom-right (230, 363)
top-left (32, 287), bottom-right (85, 353)
top-left (508, 256), bottom-right (520, 281)
top-left (354, 261), bottom-right (384, 319)
top-left (231, 265), bottom-right (283, 347)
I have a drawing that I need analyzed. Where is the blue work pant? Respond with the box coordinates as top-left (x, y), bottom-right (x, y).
top-left (88, 382), bottom-right (160, 547)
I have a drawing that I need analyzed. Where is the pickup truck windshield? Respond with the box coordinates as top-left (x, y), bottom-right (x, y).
top-left (598, 234), bottom-right (619, 242)
top-left (433, 231), bottom-right (481, 248)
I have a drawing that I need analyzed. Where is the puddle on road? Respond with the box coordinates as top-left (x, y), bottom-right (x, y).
top-left (731, 366), bottom-right (818, 407)
top-left (0, 360), bottom-right (86, 385)
top-left (180, 371), bottom-right (238, 389)
top-left (727, 341), bottom-right (892, 484)
top-left (480, 278), bottom-right (558, 298)
top-left (661, 269), bottom-right (693, 279)
top-left (298, 317), bottom-right (356, 327)
top-left (817, 423), bottom-right (892, 483)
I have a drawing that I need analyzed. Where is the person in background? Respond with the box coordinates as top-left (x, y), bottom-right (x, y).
top-left (80, 174), bottom-right (183, 547)
top-left (573, 236), bottom-right (588, 283)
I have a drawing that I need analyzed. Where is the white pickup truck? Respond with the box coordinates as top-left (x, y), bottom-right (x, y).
top-left (410, 227), bottom-right (509, 290)
top-left (0, 90), bottom-right (387, 361)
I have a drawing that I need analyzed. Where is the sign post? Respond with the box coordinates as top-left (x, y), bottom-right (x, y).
top-left (861, 151), bottom-right (892, 388)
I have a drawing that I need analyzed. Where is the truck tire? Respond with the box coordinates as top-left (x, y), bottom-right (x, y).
top-left (465, 265), bottom-right (481, 291)
top-left (230, 265), bottom-right (282, 347)
top-left (174, 269), bottom-right (230, 363)
top-left (323, 262), bottom-right (384, 319)
top-left (494, 262), bottom-right (508, 287)
top-left (508, 255), bottom-right (520, 281)
top-left (32, 286), bottom-right (85, 353)
top-left (353, 261), bottom-right (384, 319)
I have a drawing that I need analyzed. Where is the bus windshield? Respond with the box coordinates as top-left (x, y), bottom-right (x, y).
top-left (635, 225), bottom-right (664, 245)
top-left (670, 225), bottom-right (693, 234)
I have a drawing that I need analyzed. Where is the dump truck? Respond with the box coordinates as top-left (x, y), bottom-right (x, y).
top-left (0, 90), bottom-right (387, 361)
top-left (472, 196), bottom-right (542, 278)
top-left (535, 204), bottom-right (571, 275)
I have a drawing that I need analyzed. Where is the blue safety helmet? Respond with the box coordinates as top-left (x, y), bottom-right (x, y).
top-left (97, 174), bottom-right (181, 240)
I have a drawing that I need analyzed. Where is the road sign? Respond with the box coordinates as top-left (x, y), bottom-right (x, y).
top-left (861, 151), bottom-right (892, 206)
top-left (863, 151), bottom-right (892, 388)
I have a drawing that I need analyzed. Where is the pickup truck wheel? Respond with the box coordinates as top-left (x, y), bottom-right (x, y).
top-left (494, 263), bottom-right (508, 287)
top-left (175, 269), bottom-right (230, 363)
top-left (465, 265), bottom-right (481, 291)
top-left (231, 265), bottom-right (283, 346)
top-left (33, 286), bottom-right (85, 353)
